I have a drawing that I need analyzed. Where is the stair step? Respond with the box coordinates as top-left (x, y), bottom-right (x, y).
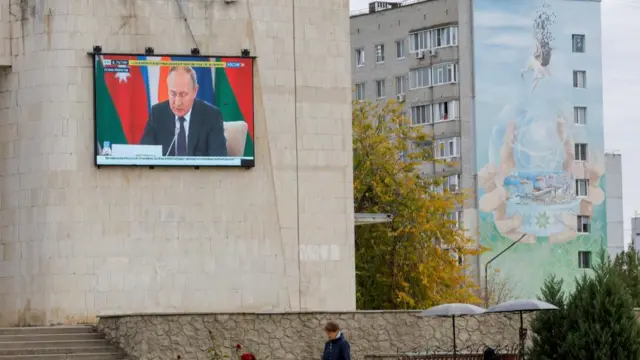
top-left (0, 339), bottom-right (109, 349)
top-left (0, 353), bottom-right (125, 359)
top-left (0, 327), bottom-right (95, 336)
top-left (0, 346), bottom-right (117, 356)
top-left (0, 333), bottom-right (104, 342)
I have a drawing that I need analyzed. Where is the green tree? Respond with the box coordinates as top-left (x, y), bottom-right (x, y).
top-left (613, 245), bottom-right (640, 307)
top-left (562, 250), bottom-right (640, 360)
top-left (528, 274), bottom-right (567, 360)
top-left (353, 100), bottom-right (481, 310)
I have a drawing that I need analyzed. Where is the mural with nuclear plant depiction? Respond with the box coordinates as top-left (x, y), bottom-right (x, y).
top-left (474, 0), bottom-right (606, 298)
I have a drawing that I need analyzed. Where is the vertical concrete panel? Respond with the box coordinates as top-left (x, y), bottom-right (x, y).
top-left (0, 0), bottom-right (354, 325)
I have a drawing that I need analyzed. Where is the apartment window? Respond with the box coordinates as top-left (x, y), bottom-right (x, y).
top-left (576, 179), bottom-right (589, 197)
top-left (431, 27), bottom-right (458, 48)
top-left (395, 76), bottom-right (407, 96)
top-left (409, 67), bottom-right (431, 89)
top-left (433, 100), bottom-right (459, 122)
top-left (572, 34), bottom-right (585, 53)
top-left (577, 216), bottom-right (591, 234)
top-left (376, 79), bottom-right (386, 99)
top-left (375, 44), bottom-right (385, 63)
top-left (445, 174), bottom-right (460, 192)
top-left (575, 143), bottom-right (588, 161)
top-left (411, 104), bottom-right (432, 125)
top-left (432, 63), bottom-right (459, 86)
top-left (434, 137), bottom-right (460, 159)
top-left (409, 30), bottom-right (428, 52)
top-left (355, 83), bottom-right (365, 101)
top-left (449, 210), bottom-right (462, 229)
top-left (409, 26), bottom-right (458, 52)
top-left (574, 106), bottom-right (587, 125)
top-left (355, 48), bottom-right (365, 67)
top-left (396, 40), bottom-right (405, 59)
top-left (573, 70), bottom-right (587, 88)
top-left (578, 251), bottom-right (592, 269)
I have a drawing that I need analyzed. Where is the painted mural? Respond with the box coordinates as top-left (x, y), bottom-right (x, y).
top-left (474, 0), bottom-right (606, 298)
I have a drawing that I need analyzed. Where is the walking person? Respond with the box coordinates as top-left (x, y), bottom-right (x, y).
top-left (322, 321), bottom-right (351, 360)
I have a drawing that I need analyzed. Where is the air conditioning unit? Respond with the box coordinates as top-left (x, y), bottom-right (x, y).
top-left (415, 51), bottom-right (425, 59)
top-left (428, 49), bottom-right (437, 56)
top-left (396, 94), bottom-right (405, 102)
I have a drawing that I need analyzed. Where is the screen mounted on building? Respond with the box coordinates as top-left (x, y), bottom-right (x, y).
top-left (92, 53), bottom-right (255, 167)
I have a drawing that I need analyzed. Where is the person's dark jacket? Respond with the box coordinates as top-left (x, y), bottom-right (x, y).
top-left (140, 99), bottom-right (227, 157)
top-left (483, 347), bottom-right (500, 360)
top-left (322, 332), bottom-right (351, 360)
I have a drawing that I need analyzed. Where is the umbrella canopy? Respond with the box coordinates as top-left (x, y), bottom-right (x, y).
top-left (485, 299), bottom-right (558, 313)
top-left (485, 299), bottom-right (559, 360)
top-left (421, 303), bottom-right (486, 317)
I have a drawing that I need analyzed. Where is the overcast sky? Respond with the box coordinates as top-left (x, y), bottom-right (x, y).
top-left (349, 0), bottom-right (639, 246)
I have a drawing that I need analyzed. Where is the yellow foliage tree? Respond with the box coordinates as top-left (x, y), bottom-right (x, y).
top-left (353, 99), bottom-right (481, 310)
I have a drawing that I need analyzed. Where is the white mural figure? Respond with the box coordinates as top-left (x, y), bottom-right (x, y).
top-left (521, 2), bottom-right (556, 91)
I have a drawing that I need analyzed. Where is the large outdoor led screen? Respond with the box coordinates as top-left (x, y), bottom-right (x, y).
top-left (93, 53), bottom-right (255, 167)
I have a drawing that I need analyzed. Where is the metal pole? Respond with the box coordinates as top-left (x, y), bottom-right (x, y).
top-left (484, 234), bottom-right (527, 307)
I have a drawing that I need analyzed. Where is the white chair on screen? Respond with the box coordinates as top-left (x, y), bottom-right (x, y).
top-left (223, 121), bottom-right (248, 157)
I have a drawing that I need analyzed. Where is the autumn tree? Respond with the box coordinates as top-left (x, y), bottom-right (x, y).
top-left (353, 100), bottom-right (480, 310)
top-left (476, 270), bottom-right (514, 307)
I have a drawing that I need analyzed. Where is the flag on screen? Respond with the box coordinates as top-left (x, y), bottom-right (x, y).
top-left (180, 56), bottom-right (215, 105)
top-left (213, 57), bottom-right (254, 157)
top-left (101, 55), bottom-right (149, 144)
top-left (95, 56), bottom-right (128, 146)
top-left (142, 56), bottom-right (172, 107)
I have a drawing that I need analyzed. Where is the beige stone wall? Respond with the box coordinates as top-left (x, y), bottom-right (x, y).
top-left (97, 311), bottom-right (525, 360)
top-left (0, 1), bottom-right (9, 66)
top-left (0, 0), bottom-right (354, 325)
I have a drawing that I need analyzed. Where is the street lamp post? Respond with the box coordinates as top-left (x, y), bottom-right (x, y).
top-left (484, 234), bottom-right (527, 308)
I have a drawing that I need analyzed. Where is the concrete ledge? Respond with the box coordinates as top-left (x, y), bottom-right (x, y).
top-left (96, 309), bottom-right (424, 318)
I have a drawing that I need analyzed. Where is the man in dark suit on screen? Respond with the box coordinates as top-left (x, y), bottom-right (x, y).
top-left (140, 66), bottom-right (227, 157)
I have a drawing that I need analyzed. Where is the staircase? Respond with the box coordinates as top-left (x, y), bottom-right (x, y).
top-left (0, 326), bottom-right (127, 359)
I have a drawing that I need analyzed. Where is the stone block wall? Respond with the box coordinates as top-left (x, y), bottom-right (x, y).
top-left (0, 2), bottom-right (9, 66)
top-left (97, 311), bottom-right (526, 360)
top-left (0, 0), bottom-right (354, 325)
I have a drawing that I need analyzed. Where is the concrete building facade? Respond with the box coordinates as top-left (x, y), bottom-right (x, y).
top-left (605, 152), bottom-right (624, 257)
top-left (632, 216), bottom-right (640, 250)
top-left (350, 0), bottom-right (608, 297)
top-left (351, 0), bottom-right (478, 267)
top-left (0, 0), bottom-right (354, 326)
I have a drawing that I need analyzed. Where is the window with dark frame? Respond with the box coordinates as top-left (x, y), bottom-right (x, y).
top-left (574, 106), bottom-right (587, 124)
top-left (375, 79), bottom-right (386, 99)
top-left (577, 215), bottom-right (591, 233)
top-left (355, 83), bottom-right (365, 101)
top-left (575, 143), bottom-right (588, 161)
top-left (572, 34), bottom-right (585, 53)
top-left (355, 48), bottom-right (365, 67)
top-left (396, 40), bottom-right (405, 59)
top-left (375, 44), bottom-right (385, 63)
top-left (578, 251), bottom-right (592, 269)
top-left (573, 70), bottom-right (587, 88)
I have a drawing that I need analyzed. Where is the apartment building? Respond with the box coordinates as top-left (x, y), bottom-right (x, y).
top-left (350, 0), bottom-right (607, 298)
top-left (352, 0), bottom-right (474, 236)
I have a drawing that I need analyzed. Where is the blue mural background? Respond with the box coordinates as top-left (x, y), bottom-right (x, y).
top-left (473, 0), bottom-right (606, 298)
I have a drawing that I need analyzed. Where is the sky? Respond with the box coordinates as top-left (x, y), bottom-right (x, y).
top-left (349, 0), bottom-right (639, 247)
